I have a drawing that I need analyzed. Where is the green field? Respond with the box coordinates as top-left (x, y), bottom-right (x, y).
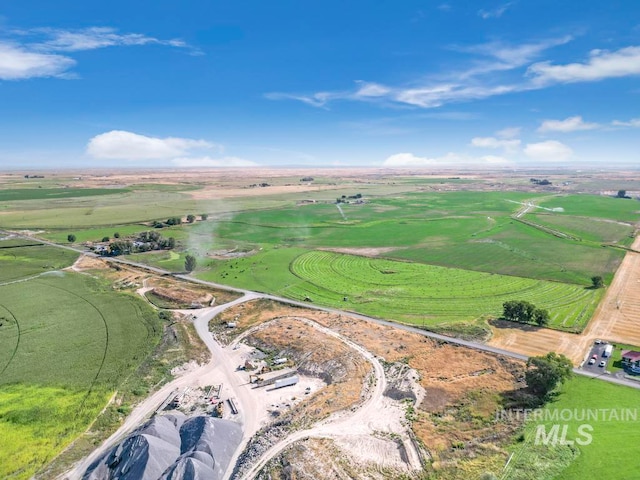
top-left (0, 270), bottom-right (161, 479)
top-left (0, 187), bottom-right (130, 202)
top-left (0, 239), bottom-right (79, 283)
top-left (505, 376), bottom-right (640, 479)
top-left (198, 249), bottom-right (601, 331)
top-left (185, 192), bottom-right (628, 285)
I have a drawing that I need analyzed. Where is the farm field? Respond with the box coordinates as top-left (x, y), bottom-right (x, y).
top-left (183, 191), bottom-right (627, 285)
top-left (0, 270), bottom-right (161, 479)
top-left (199, 249), bottom-right (602, 331)
top-left (0, 238), bottom-right (79, 283)
top-left (504, 376), bottom-right (640, 480)
top-left (0, 187), bottom-right (129, 202)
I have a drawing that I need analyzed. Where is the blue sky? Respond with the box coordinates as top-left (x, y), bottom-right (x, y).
top-left (1, 1), bottom-right (639, 169)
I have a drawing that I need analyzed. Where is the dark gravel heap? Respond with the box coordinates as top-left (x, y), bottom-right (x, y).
top-left (83, 413), bottom-right (242, 480)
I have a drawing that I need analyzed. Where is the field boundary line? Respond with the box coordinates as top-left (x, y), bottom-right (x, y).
top-left (0, 303), bottom-right (20, 378)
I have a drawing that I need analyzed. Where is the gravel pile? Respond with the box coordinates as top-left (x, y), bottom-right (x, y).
top-left (83, 413), bottom-right (242, 480)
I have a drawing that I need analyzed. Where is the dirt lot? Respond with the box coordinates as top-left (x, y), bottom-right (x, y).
top-left (489, 235), bottom-right (640, 364)
top-left (214, 299), bottom-right (525, 478)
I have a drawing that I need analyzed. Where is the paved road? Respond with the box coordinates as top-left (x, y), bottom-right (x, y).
top-left (9, 230), bottom-right (640, 392)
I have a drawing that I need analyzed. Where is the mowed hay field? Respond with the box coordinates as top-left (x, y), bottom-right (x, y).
top-left (0, 272), bottom-right (161, 479)
top-left (503, 376), bottom-right (640, 480)
top-left (289, 251), bottom-right (602, 330)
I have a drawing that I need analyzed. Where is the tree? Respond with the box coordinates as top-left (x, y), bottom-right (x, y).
top-left (201, 213), bottom-right (208, 221)
top-left (67, 234), bottom-right (76, 242)
top-left (185, 255), bottom-right (197, 272)
top-left (187, 214), bottom-right (196, 223)
top-left (113, 232), bottom-right (120, 238)
top-left (533, 308), bottom-right (550, 326)
top-left (525, 352), bottom-right (573, 396)
top-left (101, 236), bottom-right (110, 242)
top-left (502, 300), bottom-right (536, 323)
top-left (591, 275), bottom-right (604, 288)
top-left (617, 190), bottom-right (627, 198)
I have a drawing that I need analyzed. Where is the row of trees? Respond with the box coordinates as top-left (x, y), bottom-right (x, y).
top-left (153, 213), bottom-right (209, 228)
top-left (502, 300), bottom-right (550, 326)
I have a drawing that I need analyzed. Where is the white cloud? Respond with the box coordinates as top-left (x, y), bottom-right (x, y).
top-left (471, 136), bottom-right (521, 153)
top-left (538, 116), bottom-right (600, 133)
top-left (263, 92), bottom-right (334, 108)
top-left (267, 36), bottom-right (570, 109)
top-left (478, 2), bottom-right (515, 19)
top-left (382, 152), bottom-right (511, 167)
top-left (612, 118), bottom-right (640, 127)
top-left (172, 156), bottom-right (258, 167)
top-left (528, 46), bottom-right (640, 84)
top-left (87, 131), bottom-right (215, 160)
top-left (27, 27), bottom-right (191, 53)
top-left (354, 81), bottom-right (391, 98)
top-left (496, 126), bottom-right (521, 138)
top-left (0, 42), bottom-right (75, 80)
top-left (1, 26), bottom-right (197, 80)
top-left (524, 140), bottom-right (573, 162)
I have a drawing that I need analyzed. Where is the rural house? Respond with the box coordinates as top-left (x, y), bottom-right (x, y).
top-left (621, 350), bottom-right (640, 373)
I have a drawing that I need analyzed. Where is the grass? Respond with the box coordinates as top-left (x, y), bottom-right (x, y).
top-left (605, 342), bottom-right (640, 373)
top-left (0, 239), bottom-right (79, 283)
top-left (0, 272), bottom-right (162, 479)
top-left (200, 248), bottom-right (601, 331)
top-left (0, 188), bottom-right (129, 202)
top-left (537, 194), bottom-right (640, 223)
top-left (41, 224), bottom-right (151, 244)
top-left (504, 376), bottom-right (640, 479)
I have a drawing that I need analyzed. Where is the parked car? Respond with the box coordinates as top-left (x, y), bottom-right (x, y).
top-left (588, 358), bottom-right (596, 365)
top-left (591, 354), bottom-right (598, 359)
top-left (599, 360), bottom-right (606, 367)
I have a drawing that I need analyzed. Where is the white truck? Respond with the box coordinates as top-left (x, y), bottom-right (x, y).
top-left (603, 344), bottom-right (613, 358)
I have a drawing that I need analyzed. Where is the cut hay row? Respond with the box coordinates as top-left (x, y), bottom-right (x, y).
top-left (289, 251), bottom-right (600, 330)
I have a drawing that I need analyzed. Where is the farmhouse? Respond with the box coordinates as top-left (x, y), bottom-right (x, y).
top-left (621, 350), bottom-right (640, 369)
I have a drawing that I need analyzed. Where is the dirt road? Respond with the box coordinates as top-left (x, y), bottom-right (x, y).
top-left (63, 293), bottom-right (260, 480)
top-left (236, 316), bottom-right (422, 479)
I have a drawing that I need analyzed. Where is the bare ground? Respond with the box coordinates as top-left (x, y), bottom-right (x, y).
top-left (214, 299), bottom-right (525, 478)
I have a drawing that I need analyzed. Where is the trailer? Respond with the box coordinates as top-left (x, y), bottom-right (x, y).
top-left (273, 375), bottom-right (299, 390)
top-left (254, 368), bottom-right (297, 388)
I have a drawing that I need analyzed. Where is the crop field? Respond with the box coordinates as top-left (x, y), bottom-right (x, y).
top-left (0, 272), bottom-right (161, 479)
top-left (289, 251), bottom-right (600, 329)
top-left (185, 191), bottom-right (628, 285)
top-left (0, 187), bottom-right (130, 202)
top-left (537, 194), bottom-right (640, 222)
top-left (41, 224), bottom-right (152, 244)
top-left (199, 249), bottom-right (601, 331)
top-left (0, 239), bottom-right (79, 283)
top-left (527, 213), bottom-right (635, 244)
top-left (504, 376), bottom-right (640, 479)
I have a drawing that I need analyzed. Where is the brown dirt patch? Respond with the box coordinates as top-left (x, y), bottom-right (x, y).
top-left (213, 299), bottom-right (525, 456)
top-left (246, 317), bottom-right (371, 424)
